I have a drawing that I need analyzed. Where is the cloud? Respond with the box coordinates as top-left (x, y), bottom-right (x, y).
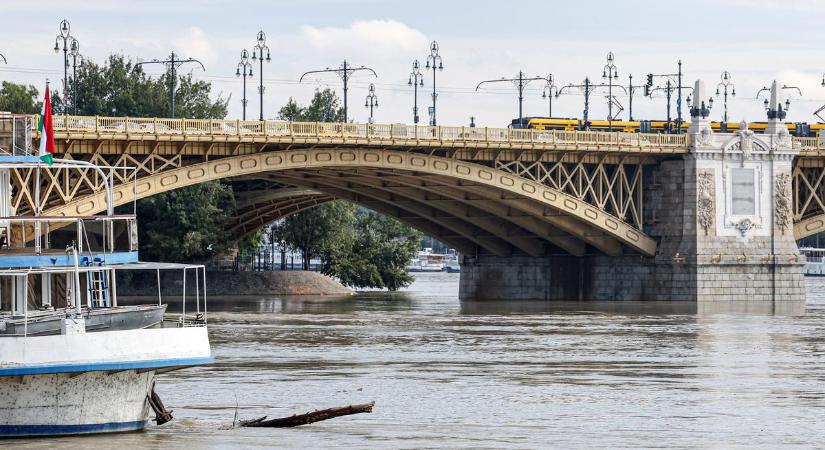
top-left (173, 27), bottom-right (216, 67)
top-left (300, 20), bottom-right (428, 54)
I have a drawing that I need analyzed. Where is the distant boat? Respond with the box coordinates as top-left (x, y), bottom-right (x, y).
top-left (801, 247), bottom-right (823, 276)
top-left (406, 248), bottom-right (459, 272)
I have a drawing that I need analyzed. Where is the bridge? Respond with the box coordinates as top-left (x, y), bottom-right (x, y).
top-left (3, 79), bottom-right (822, 311)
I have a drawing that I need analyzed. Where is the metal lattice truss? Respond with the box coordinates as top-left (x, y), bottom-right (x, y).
top-left (793, 160), bottom-right (825, 239)
top-left (20, 148), bottom-right (658, 257)
top-left (493, 156), bottom-right (643, 230)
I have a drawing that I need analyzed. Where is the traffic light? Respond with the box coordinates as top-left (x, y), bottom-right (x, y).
top-left (645, 74), bottom-right (654, 96)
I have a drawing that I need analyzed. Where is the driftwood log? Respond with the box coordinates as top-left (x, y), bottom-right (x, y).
top-left (238, 401), bottom-right (375, 428)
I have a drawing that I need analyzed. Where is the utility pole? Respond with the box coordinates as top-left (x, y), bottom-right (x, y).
top-left (425, 41), bottom-right (443, 126)
top-left (53, 19), bottom-right (73, 115)
top-left (137, 52), bottom-right (205, 118)
top-left (541, 74), bottom-right (558, 118)
top-left (627, 74), bottom-right (647, 121)
top-left (645, 64), bottom-right (691, 133)
top-left (236, 49), bottom-right (253, 120)
top-left (476, 71), bottom-right (548, 125)
top-left (299, 61), bottom-right (377, 123)
top-left (68, 38), bottom-right (84, 115)
top-left (557, 77), bottom-right (622, 130)
top-left (364, 83), bottom-right (378, 123)
top-left (251, 31), bottom-right (271, 121)
top-left (408, 60), bottom-right (424, 124)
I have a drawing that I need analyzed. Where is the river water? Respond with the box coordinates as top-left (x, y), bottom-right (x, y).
top-left (7, 272), bottom-right (825, 449)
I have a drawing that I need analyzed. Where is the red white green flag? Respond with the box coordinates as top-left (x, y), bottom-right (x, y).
top-left (38, 84), bottom-right (55, 165)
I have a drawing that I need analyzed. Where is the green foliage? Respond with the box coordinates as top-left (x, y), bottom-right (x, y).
top-left (271, 201), bottom-right (356, 270)
top-left (0, 82), bottom-right (41, 114)
top-left (278, 88), bottom-right (344, 122)
top-left (52, 54), bottom-right (228, 119)
top-left (60, 53), bottom-right (231, 262)
top-left (136, 181), bottom-right (235, 262)
top-left (324, 211), bottom-right (421, 291)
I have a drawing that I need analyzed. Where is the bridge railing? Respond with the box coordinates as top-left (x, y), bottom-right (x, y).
top-left (49, 115), bottom-right (690, 149)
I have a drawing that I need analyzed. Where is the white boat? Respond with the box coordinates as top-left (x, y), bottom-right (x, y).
top-left (0, 116), bottom-right (212, 436)
top-left (801, 247), bottom-right (825, 276)
top-left (405, 248), bottom-right (459, 272)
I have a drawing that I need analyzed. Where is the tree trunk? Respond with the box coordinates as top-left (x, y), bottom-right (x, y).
top-left (238, 401), bottom-right (374, 428)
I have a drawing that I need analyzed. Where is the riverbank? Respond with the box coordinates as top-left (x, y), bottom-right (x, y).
top-left (116, 270), bottom-right (353, 297)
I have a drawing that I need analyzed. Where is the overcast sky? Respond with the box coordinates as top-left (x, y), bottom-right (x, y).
top-left (1, 0), bottom-right (824, 126)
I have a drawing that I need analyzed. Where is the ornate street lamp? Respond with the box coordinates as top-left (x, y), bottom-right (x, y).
top-left (68, 38), bottom-right (84, 115)
top-left (541, 74), bottom-right (558, 118)
top-left (364, 83), bottom-right (378, 124)
top-left (424, 41), bottom-right (443, 126)
top-left (251, 31), bottom-right (271, 121)
top-left (602, 52), bottom-right (620, 130)
top-left (715, 71), bottom-right (736, 127)
top-left (53, 19), bottom-right (73, 115)
top-left (408, 60), bottom-right (424, 124)
top-left (236, 49), bottom-right (253, 120)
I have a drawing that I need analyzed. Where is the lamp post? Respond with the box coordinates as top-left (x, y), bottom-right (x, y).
top-left (53, 19), bottom-right (73, 115)
top-left (364, 83), bottom-right (378, 124)
top-left (541, 74), bottom-right (558, 118)
top-left (0, 53), bottom-right (6, 65)
top-left (251, 31), bottom-right (271, 121)
top-left (715, 71), bottom-right (736, 129)
top-left (299, 61), bottom-right (378, 123)
top-left (408, 60), bottom-right (424, 124)
top-left (424, 41), bottom-right (443, 126)
top-left (137, 52), bottom-right (205, 118)
top-left (68, 38), bottom-right (84, 115)
top-left (602, 52), bottom-right (619, 130)
top-left (557, 78), bottom-right (623, 130)
top-left (476, 71), bottom-right (548, 126)
top-left (236, 49), bottom-right (253, 120)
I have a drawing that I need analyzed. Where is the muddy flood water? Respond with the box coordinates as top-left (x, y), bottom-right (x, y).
top-left (5, 272), bottom-right (825, 449)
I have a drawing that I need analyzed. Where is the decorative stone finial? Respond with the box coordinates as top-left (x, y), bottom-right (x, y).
top-left (688, 79), bottom-right (713, 136)
top-left (765, 80), bottom-right (789, 135)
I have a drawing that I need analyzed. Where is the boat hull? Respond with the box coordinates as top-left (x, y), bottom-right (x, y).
top-left (0, 370), bottom-right (154, 437)
top-left (0, 326), bottom-right (212, 437)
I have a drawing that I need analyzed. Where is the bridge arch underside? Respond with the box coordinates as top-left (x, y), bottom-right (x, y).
top-left (40, 150), bottom-right (657, 258)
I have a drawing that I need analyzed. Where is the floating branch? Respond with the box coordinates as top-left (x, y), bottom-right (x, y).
top-left (238, 401), bottom-right (375, 428)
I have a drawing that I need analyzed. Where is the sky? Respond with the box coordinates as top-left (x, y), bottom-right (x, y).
top-left (1, 0), bottom-right (825, 127)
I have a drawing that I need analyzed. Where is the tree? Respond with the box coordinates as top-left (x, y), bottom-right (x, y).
top-left (0, 82), bottom-right (41, 114)
top-left (271, 201), bottom-right (356, 270)
top-left (324, 211), bottom-right (421, 291)
top-left (278, 88), bottom-right (344, 122)
top-left (136, 182), bottom-right (236, 262)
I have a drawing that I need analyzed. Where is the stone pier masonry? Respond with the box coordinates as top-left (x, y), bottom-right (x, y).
top-left (460, 80), bottom-right (805, 313)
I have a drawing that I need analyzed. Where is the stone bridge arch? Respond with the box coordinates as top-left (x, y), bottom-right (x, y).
top-left (41, 149), bottom-right (657, 257)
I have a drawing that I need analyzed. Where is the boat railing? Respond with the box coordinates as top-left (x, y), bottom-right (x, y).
top-left (0, 215), bottom-right (137, 258)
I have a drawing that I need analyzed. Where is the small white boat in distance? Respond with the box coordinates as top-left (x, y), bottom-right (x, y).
top-left (0, 115), bottom-right (212, 436)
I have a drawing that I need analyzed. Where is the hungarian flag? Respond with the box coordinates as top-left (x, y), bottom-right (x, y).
top-left (38, 84), bottom-right (55, 165)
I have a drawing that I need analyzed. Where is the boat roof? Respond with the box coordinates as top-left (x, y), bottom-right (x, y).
top-left (0, 261), bottom-right (204, 276)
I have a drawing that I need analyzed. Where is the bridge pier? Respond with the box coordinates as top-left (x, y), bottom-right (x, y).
top-left (460, 80), bottom-right (806, 314)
